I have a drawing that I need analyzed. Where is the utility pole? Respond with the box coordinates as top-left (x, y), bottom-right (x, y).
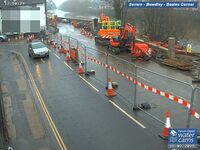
top-left (122, 0), bottom-right (128, 26)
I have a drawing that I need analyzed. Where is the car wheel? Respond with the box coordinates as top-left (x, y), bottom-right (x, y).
top-left (46, 54), bottom-right (49, 58)
top-left (0, 38), bottom-right (3, 42)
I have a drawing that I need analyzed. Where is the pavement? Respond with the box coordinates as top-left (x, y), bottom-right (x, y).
top-left (0, 23), bottom-right (199, 150)
top-left (0, 49), bottom-right (59, 150)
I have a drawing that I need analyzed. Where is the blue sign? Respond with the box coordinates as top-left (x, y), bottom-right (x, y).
top-left (128, 2), bottom-right (198, 8)
top-left (168, 128), bottom-right (197, 149)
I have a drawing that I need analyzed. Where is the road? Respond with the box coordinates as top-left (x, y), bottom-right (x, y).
top-left (0, 23), bottom-right (199, 149)
top-left (56, 23), bottom-right (200, 130)
top-left (0, 41), bottom-right (169, 149)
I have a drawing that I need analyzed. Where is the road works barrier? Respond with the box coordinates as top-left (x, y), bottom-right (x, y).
top-left (53, 34), bottom-right (200, 131)
top-left (188, 88), bottom-right (200, 129)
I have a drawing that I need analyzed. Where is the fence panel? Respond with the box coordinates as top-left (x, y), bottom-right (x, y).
top-left (189, 87), bottom-right (200, 131)
top-left (56, 33), bottom-right (200, 132)
top-left (85, 47), bottom-right (108, 86)
top-left (62, 36), bottom-right (70, 51)
top-left (135, 66), bottom-right (195, 128)
top-left (107, 54), bottom-right (137, 108)
top-left (69, 37), bottom-right (78, 49)
top-left (77, 42), bottom-right (86, 64)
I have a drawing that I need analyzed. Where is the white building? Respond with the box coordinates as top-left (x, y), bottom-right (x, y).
top-left (0, 0), bottom-right (46, 34)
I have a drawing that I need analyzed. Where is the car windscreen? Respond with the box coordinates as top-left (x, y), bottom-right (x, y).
top-left (32, 43), bottom-right (46, 49)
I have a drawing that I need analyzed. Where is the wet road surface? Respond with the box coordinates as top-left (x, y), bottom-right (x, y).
top-left (0, 24), bottom-right (200, 149)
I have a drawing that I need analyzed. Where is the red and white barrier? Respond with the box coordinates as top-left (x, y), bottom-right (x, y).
top-left (80, 52), bottom-right (200, 121)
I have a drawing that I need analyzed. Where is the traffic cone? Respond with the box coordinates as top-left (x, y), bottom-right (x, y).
top-left (106, 78), bottom-right (116, 97)
top-left (59, 45), bottom-right (63, 53)
top-left (78, 61), bottom-right (84, 74)
top-left (66, 51), bottom-right (71, 61)
top-left (15, 37), bottom-right (18, 41)
top-left (159, 111), bottom-right (171, 140)
top-left (8, 38), bottom-right (10, 42)
top-left (53, 42), bottom-right (56, 49)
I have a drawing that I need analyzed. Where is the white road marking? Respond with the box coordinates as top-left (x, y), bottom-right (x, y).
top-left (109, 100), bottom-right (146, 129)
top-left (54, 53), bottom-right (60, 59)
top-left (63, 62), bottom-right (74, 71)
top-left (40, 58), bottom-right (45, 63)
top-left (79, 75), bottom-right (99, 92)
top-left (128, 71), bottom-right (151, 83)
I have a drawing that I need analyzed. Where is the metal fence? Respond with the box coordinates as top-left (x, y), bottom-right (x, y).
top-left (52, 34), bottom-right (200, 132)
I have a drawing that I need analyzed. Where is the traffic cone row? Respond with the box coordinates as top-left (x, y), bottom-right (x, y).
top-left (27, 34), bottom-right (35, 42)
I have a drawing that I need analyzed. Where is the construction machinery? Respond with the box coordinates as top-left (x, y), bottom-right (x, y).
top-left (108, 23), bottom-right (151, 60)
top-left (94, 7), bottom-right (121, 46)
top-left (95, 20), bottom-right (121, 45)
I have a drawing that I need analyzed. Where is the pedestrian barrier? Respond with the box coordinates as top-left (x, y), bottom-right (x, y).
top-left (188, 87), bottom-right (200, 129)
top-left (50, 33), bottom-right (200, 135)
top-left (84, 47), bottom-right (108, 85)
top-left (70, 47), bottom-right (79, 64)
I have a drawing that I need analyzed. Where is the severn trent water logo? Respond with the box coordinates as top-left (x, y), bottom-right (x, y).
top-left (170, 130), bottom-right (177, 137)
top-left (4, 0), bottom-right (25, 6)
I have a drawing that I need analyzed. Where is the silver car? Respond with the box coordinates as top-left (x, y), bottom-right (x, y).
top-left (0, 34), bottom-right (8, 42)
top-left (28, 41), bottom-right (49, 58)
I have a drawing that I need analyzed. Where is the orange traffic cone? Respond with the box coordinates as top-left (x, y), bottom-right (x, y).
top-left (53, 42), bottom-right (56, 49)
top-left (106, 78), bottom-right (116, 97)
top-left (159, 111), bottom-right (171, 140)
top-left (59, 45), bottom-right (62, 53)
top-left (78, 62), bottom-right (84, 74)
top-left (66, 51), bottom-right (71, 61)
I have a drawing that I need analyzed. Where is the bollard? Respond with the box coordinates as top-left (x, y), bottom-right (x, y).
top-left (168, 37), bottom-right (175, 59)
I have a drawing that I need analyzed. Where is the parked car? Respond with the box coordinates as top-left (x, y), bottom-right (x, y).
top-left (28, 41), bottom-right (49, 58)
top-left (0, 34), bottom-right (8, 42)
